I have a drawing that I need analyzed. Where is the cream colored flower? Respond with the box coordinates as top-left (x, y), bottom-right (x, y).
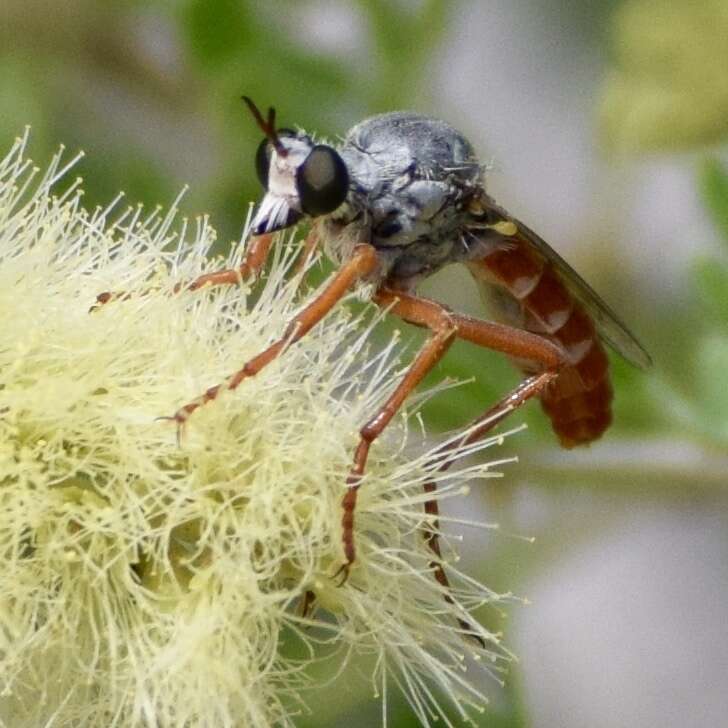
top-left (0, 133), bottom-right (517, 727)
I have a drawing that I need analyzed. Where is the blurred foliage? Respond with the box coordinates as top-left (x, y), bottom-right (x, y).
top-left (701, 158), bottom-right (728, 242)
top-left (660, 159), bottom-right (728, 445)
top-left (0, 0), bottom-right (450, 247)
top-left (598, 0), bottom-right (728, 152)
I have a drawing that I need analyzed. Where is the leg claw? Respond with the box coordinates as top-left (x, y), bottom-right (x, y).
top-left (298, 589), bottom-right (317, 619)
top-left (332, 561), bottom-right (351, 587)
top-left (155, 411), bottom-right (187, 446)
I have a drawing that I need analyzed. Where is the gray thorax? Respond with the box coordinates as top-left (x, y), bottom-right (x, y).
top-left (319, 112), bottom-right (493, 289)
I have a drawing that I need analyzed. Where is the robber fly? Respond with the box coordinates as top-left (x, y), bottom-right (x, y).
top-left (122, 98), bottom-right (650, 588)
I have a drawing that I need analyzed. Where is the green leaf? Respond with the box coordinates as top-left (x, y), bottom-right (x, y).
top-left (695, 334), bottom-right (728, 441)
top-left (700, 158), bottom-right (728, 244)
top-left (692, 255), bottom-right (728, 325)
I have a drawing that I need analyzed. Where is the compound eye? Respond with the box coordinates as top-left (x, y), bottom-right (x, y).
top-left (254, 137), bottom-right (271, 188)
top-left (296, 145), bottom-right (349, 216)
top-left (254, 128), bottom-right (296, 189)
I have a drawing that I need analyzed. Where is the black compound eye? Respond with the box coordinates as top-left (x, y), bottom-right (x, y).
top-left (254, 137), bottom-right (271, 188)
top-left (253, 128), bottom-right (296, 189)
top-left (296, 145), bottom-right (349, 216)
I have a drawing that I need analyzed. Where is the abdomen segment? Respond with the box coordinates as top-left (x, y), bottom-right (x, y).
top-left (468, 239), bottom-right (612, 447)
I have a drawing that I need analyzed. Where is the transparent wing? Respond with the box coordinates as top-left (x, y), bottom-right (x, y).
top-left (472, 202), bottom-right (652, 370)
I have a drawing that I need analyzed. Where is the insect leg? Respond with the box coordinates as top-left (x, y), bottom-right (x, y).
top-left (294, 226), bottom-right (320, 275)
top-left (434, 371), bottom-right (558, 459)
top-left (298, 589), bottom-right (317, 620)
top-left (378, 288), bottom-right (565, 381)
top-left (337, 298), bottom-right (457, 583)
top-left (168, 244), bottom-right (378, 429)
top-left (182, 231), bottom-right (276, 291)
top-left (417, 373), bottom-right (555, 645)
top-left (92, 231), bottom-right (278, 309)
top-left (421, 479), bottom-right (487, 644)
top-left (337, 288), bottom-right (564, 629)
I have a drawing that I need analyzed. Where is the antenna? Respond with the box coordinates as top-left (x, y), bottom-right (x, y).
top-left (242, 96), bottom-right (287, 157)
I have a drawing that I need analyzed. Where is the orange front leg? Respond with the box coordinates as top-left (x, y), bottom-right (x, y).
top-left (168, 244), bottom-right (378, 431)
top-left (182, 231), bottom-right (276, 291)
top-left (92, 232), bottom-right (277, 309)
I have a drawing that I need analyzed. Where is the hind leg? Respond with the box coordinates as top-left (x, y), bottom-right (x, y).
top-left (337, 288), bottom-right (564, 579)
top-left (336, 287), bottom-right (564, 645)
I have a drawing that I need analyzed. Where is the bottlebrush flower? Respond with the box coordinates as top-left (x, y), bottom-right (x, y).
top-left (0, 132), bottom-right (518, 727)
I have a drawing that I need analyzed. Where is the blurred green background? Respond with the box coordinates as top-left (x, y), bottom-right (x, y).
top-left (2, 0), bottom-right (727, 726)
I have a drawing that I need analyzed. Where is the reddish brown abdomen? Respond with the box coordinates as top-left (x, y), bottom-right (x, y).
top-left (468, 239), bottom-right (612, 447)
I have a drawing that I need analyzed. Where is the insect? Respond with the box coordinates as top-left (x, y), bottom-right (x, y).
top-left (113, 98), bottom-right (650, 595)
